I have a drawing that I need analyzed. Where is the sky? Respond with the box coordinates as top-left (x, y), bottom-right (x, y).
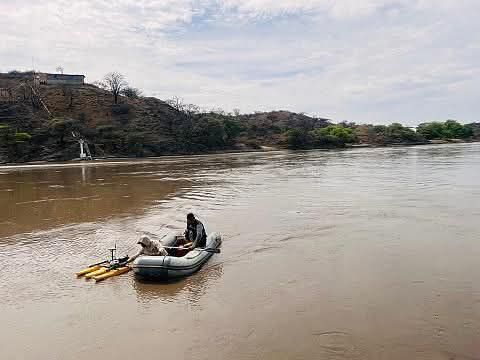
top-left (1, 0), bottom-right (479, 125)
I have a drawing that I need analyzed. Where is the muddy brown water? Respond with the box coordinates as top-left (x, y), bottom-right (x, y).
top-left (1, 144), bottom-right (480, 360)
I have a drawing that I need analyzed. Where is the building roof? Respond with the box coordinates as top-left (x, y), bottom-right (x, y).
top-left (45, 73), bottom-right (85, 79)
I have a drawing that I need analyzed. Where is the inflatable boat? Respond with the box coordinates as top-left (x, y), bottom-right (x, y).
top-left (132, 232), bottom-right (222, 280)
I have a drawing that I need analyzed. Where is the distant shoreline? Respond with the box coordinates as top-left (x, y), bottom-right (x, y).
top-left (350, 138), bottom-right (479, 148)
top-left (1, 140), bottom-right (478, 167)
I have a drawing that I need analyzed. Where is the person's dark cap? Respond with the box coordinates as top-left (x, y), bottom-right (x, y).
top-left (187, 213), bottom-right (195, 220)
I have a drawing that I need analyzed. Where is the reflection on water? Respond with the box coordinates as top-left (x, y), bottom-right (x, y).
top-left (133, 264), bottom-right (223, 305)
top-left (0, 165), bottom-right (185, 238)
top-left (1, 144), bottom-right (480, 360)
top-left (0, 155), bottom-right (268, 238)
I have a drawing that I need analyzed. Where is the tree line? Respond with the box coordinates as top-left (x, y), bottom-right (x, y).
top-left (286, 121), bottom-right (476, 149)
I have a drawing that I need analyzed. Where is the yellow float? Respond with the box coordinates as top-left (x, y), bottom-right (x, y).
top-left (76, 245), bottom-right (131, 283)
top-left (76, 265), bottom-right (102, 277)
top-left (84, 267), bottom-right (109, 279)
top-left (93, 266), bottom-right (131, 282)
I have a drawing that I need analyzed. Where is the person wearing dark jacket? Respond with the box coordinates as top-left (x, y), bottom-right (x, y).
top-left (183, 213), bottom-right (207, 249)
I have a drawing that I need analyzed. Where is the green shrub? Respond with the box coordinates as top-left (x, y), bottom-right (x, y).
top-left (417, 120), bottom-right (473, 140)
top-left (307, 125), bottom-right (355, 147)
top-left (224, 119), bottom-right (244, 143)
top-left (417, 122), bottom-right (444, 140)
top-left (285, 129), bottom-right (309, 149)
top-left (317, 125), bottom-right (356, 144)
top-left (443, 120), bottom-right (472, 138)
top-left (14, 132), bottom-right (32, 142)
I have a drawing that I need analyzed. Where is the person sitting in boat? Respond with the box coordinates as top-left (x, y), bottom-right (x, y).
top-left (128, 235), bottom-right (168, 263)
top-left (182, 213), bottom-right (207, 250)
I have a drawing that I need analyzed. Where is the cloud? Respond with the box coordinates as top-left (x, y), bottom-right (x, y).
top-left (1, 0), bottom-right (479, 124)
top-left (220, 0), bottom-right (401, 19)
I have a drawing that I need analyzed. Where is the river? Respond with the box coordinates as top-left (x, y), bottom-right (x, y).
top-left (1, 143), bottom-right (480, 360)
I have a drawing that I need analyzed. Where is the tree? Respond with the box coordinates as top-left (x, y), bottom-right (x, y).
top-left (0, 124), bottom-right (33, 161)
top-left (199, 117), bottom-right (227, 148)
top-left (385, 123), bottom-right (422, 143)
top-left (99, 72), bottom-right (128, 104)
top-left (463, 124), bottom-right (474, 138)
top-left (286, 129), bottom-right (309, 149)
top-left (125, 131), bottom-right (146, 156)
top-left (210, 107), bottom-right (226, 115)
top-left (466, 123), bottom-right (480, 139)
top-left (317, 125), bottom-right (356, 144)
top-left (338, 121), bottom-right (356, 128)
top-left (184, 103), bottom-right (200, 117)
top-left (166, 97), bottom-right (200, 120)
top-left (56, 66), bottom-right (64, 74)
top-left (417, 120), bottom-right (473, 140)
top-left (443, 120), bottom-right (469, 139)
top-left (417, 122), bottom-right (444, 140)
top-left (373, 125), bottom-right (387, 133)
top-left (355, 125), bottom-right (380, 144)
top-left (166, 96), bottom-right (186, 112)
top-left (0, 124), bottom-right (13, 145)
top-left (121, 86), bottom-right (142, 99)
top-left (224, 119), bottom-right (244, 144)
top-left (178, 115), bottom-right (228, 150)
top-left (49, 117), bottom-right (83, 145)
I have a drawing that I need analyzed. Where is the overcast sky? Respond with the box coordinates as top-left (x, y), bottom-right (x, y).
top-left (1, 0), bottom-right (479, 125)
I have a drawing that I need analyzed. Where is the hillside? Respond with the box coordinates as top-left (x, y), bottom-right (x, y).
top-left (0, 73), bottom-right (479, 163)
top-left (0, 79), bottom-right (333, 163)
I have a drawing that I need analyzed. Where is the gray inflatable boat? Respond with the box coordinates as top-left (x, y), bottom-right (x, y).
top-left (132, 232), bottom-right (222, 280)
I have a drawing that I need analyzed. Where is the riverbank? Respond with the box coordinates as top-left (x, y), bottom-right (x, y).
top-left (0, 144), bottom-right (280, 166)
top-left (351, 138), bottom-right (479, 148)
top-left (2, 139), bottom-right (479, 166)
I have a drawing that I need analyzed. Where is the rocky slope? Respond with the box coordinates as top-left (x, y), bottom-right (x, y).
top-left (0, 81), bottom-right (331, 162)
